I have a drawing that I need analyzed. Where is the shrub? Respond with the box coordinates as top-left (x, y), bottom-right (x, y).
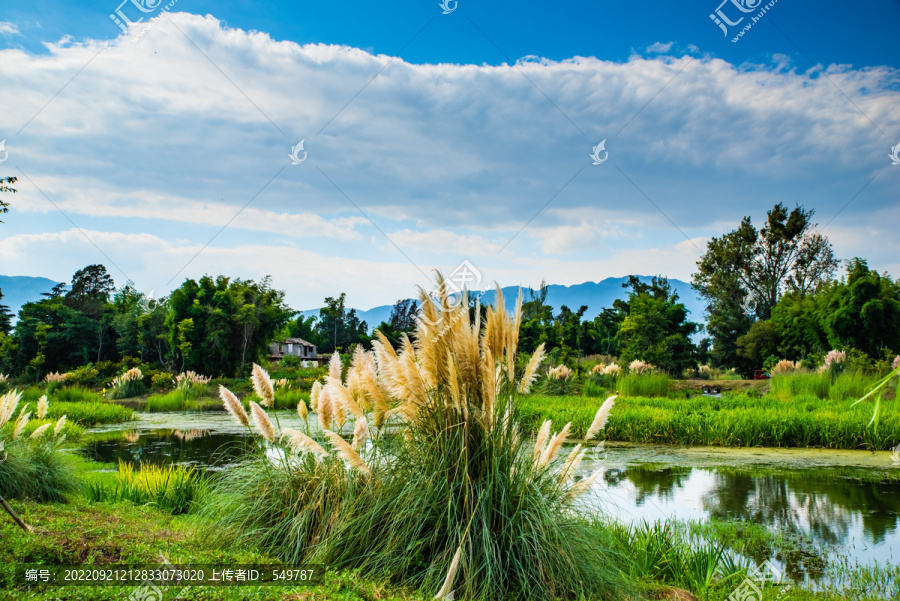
top-left (64, 365), bottom-right (100, 388)
top-left (106, 368), bottom-right (146, 399)
top-left (279, 355), bottom-right (303, 369)
top-left (202, 283), bottom-right (631, 601)
top-left (151, 372), bottom-right (173, 390)
top-left (0, 389), bottom-right (74, 502)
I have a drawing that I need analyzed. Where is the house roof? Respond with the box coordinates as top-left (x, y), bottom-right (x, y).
top-left (280, 337), bottom-right (316, 346)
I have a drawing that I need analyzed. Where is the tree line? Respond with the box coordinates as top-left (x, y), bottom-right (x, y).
top-left (0, 198), bottom-right (896, 379)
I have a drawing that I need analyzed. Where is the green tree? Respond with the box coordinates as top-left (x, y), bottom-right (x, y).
top-left (617, 276), bottom-right (699, 374)
top-left (0, 176), bottom-right (16, 223)
top-left (315, 293), bottom-right (368, 353)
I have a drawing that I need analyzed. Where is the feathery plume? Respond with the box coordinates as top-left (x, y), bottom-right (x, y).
top-left (13, 408), bottom-right (31, 440)
top-left (251, 363), bottom-right (275, 408)
top-left (30, 423), bottom-right (51, 439)
top-left (326, 377), bottom-right (365, 419)
top-left (585, 396), bottom-right (616, 441)
top-left (280, 428), bottom-right (328, 457)
top-left (54, 415), bottom-right (66, 436)
top-left (517, 343), bottom-right (546, 394)
top-left (351, 416), bottom-right (369, 451)
top-left (0, 389), bottom-right (22, 429)
top-left (324, 430), bottom-right (370, 476)
top-left (558, 444), bottom-right (584, 481)
top-left (567, 467), bottom-right (603, 499)
top-left (37, 395), bottom-right (49, 420)
top-left (309, 380), bottom-right (322, 413)
top-left (318, 386), bottom-right (334, 431)
top-left (329, 351), bottom-right (342, 381)
top-left (434, 545), bottom-right (462, 600)
top-left (297, 399), bottom-right (308, 420)
top-left (249, 401), bottom-right (275, 442)
top-left (219, 385), bottom-right (249, 427)
top-left (533, 420), bottom-right (552, 463)
top-left (540, 423), bottom-right (571, 467)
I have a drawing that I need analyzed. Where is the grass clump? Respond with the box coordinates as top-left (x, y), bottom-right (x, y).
top-left (84, 460), bottom-right (205, 515)
top-left (145, 389), bottom-right (192, 411)
top-left (618, 373), bottom-right (670, 398)
top-left (202, 278), bottom-right (632, 601)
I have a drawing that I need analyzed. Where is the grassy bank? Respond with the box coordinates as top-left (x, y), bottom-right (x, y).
top-left (519, 393), bottom-right (900, 450)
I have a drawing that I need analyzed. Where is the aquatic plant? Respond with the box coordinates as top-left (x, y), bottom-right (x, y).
top-left (85, 460), bottom-right (205, 515)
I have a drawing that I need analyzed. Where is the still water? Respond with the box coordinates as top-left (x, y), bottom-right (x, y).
top-left (81, 412), bottom-right (900, 569)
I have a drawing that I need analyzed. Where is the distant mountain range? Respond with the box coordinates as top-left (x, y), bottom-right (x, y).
top-left (0, 275), bottom-right (60, 317)
top-left (0, 274), bottom-right (708, 332)
top-left (301, 276), bottom-right (707, 331)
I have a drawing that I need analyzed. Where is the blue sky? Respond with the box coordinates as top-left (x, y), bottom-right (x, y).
top-left (0, 0), bottom-right (898, 311)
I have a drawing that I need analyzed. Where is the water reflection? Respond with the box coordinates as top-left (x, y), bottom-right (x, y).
top-left (598, 464), bottom-right (900, 567)
top-left (80, 428), bottom-right (252, 469)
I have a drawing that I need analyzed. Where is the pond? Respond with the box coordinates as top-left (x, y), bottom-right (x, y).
top-left (81, 412), bottom-right (900, 575)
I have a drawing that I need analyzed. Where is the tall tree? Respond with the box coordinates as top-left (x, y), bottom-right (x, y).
top-left (388, 298), bottom-right (419, 332)
top-left (0, 176), bottom-right (16, 223)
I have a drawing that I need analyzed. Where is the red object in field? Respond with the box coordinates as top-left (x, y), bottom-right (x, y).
top-left (754, 370), bottom-right (770, 380)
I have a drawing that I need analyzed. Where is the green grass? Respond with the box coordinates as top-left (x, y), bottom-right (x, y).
top-left (46, 401), bottom-right (133, 426)
top-left (0, 439), bottom-right (76, 502)
top-left (201, 397), bottom-right (634, 601)
top-left (519, 392), bottom-right (900, 450)
top-left (770, 372), bottom-right (885, 401)
top-left (617, 374), bottom-right (671, 398)
top-left (145, 389), bottom-right (192, 411)
top-left (0, 497), bottom-right (430, 601)
top-left (84, 460), bottom-right (207, 515)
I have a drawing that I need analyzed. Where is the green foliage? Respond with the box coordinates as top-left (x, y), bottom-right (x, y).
top-left (63, 364), bottom-right (100, 388)
top-left (769, 371), bottom-right (884, 401)
top-left (618, 276), bottom-right (699, 374)
top-left (0, 439), bottom-right (76, 502)
top-left (48, 401), bottom-right (134, 426)
top-left (84, 460), bottom-right (206, 515)
top-left (145, 390), bottom-right (192, 412)
top-left (519, 392), bottom-right (900, 449)
top-left (150, 371), bottom-right (173, 390)
top-left (617, 374), bottom-right (670, 398)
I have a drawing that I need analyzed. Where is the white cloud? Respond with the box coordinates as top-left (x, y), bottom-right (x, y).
top-left (0, 11), bottom-right (897, 304)
top-left (0, 22), bottom-right (19, 36)
top-left (646, 42), bottom-right (674, 53)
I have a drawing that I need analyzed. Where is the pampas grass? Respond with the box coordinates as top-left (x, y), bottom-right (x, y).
top-left (585, 395), bottom-right (616, 441)
top-left (201, 274), bottom-right (629, 601)
top-left (249, 401), bottom-right (275, 442)
top-left (37, 395), bottom-right (49, 420)
top-left (251, 363), bottom-right (275, 408)
top-left (219, 385), bottom-right (249, 427)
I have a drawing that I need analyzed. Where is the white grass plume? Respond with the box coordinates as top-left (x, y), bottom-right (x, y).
top-left (30, 423), bottom-right (51, 439)
top-left (0, 389), bottom-right (22, 429)
top-left (351, 416), bottom-right (369, 451)
top-left (37, 395), bottom-right (49, 420)
top-left (329, 351), bottom-right (342, 381)
top-left (281, 428), bottom-right (328, 457)
top-left (249, 401), bottom-right (275, 442)
top-left (517, 343), bottom-right (546, 394)
top-left (567, 467), bottom-right (603, 499)
top-left (297, 400), bottom-right (308, 420)
top-left (13, 407), bottom-right (31, 440)
top-left (435, 545), bottom-right (462, 600)
top-left (540, 423), bottom-right (571, 467)
top-left (324, 430), bottom-right (370, 476)
top-left (533, 420), bottom-right (552, 463)
top-left (310, 380), bottom-right (322, 413)
top-left (251, 363), bottom-right (275, 408)
top-left (219, 385), bottom-right (249, 427)
top-left (54, 415), bottom-right (67, 436)
top-left (585, 395), bottom-right (616, 441)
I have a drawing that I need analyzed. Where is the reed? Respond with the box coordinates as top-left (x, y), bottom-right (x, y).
top-left (618, 373), bottom-right (670, 398)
